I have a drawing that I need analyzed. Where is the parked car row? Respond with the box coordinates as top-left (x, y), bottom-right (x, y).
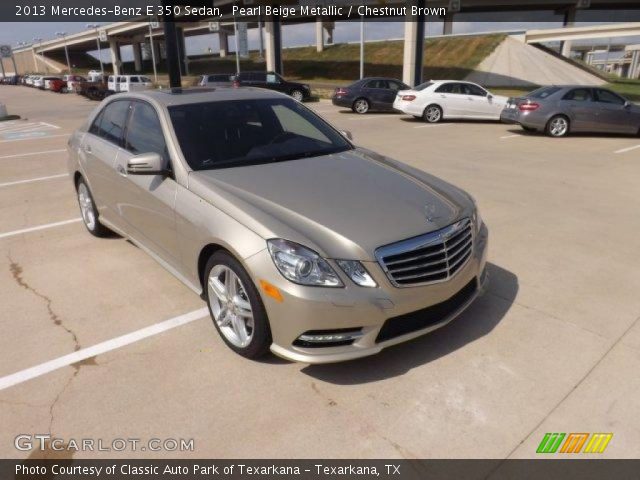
top-left (15, 73), bottom-right (88, 93)
top-left (332, 77), bottom-right (640, 137)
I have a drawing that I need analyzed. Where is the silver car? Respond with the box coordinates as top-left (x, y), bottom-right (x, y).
top-left (68, 88), bottom-right (488, 363)
top-left (500, 85), bottom-right (640, 137)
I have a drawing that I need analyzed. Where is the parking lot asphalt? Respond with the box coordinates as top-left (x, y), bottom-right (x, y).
top-left (1, 87), bottom-right (639, 459)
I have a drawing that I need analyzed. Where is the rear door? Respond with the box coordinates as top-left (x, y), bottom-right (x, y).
top-left (561, 88), bottom-right (595, 132)
top-left (113, 100), bottom-right (180, 266)
top-left (80, 99), bottom-right (131, 230)
top-left (435, 82), bottom-right (466, 117)
top-left (593, 89), bottom-right (636, 134)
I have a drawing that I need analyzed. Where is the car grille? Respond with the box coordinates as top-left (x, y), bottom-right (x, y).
top-left (375, 278), bottom-right (477, 343)
top-left (375, 218), bottom-right (473, 287)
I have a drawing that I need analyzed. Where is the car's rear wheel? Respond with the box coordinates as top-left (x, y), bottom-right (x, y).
top-left (546, 115), bottom-right (569, 137)
top-left (204, 251), bottom-right (272, 359)
top-left (423, 104), bottom-right (442, 123)
top-left (76, 177), bottom-right (111, 237)
top-left (290, 89), bottom-right (304, 102)
top-left (352, 98), bottom-right (370, 114)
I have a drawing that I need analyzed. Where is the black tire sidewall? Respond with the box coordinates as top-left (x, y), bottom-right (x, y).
top-left (204, 251), bottom-right (272, 359)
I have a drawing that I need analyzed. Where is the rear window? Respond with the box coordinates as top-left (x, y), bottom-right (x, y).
top-left (414, 82), bottom-right (434, 91)
top-left (529, 87), bottom-right (562, 99)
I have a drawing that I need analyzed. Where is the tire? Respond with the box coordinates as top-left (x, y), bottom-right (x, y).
top-left (546, 115), bottom-right (570, 137)
top-left (352, 98), bottom-right (370, 114)
top-left (75, 177), bottom-right (111, 237)
top-left (204, 251), bottom-right (272, 359)
top-left (423, 104), bottom-right (442, 123)
top-left (290, 89), bottom-right (304, 102)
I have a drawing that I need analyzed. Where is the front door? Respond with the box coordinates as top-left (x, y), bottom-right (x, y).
top-left (113, 100), bottom-right (180, 266)
top-left (593, 89), bottom-right (636, 134)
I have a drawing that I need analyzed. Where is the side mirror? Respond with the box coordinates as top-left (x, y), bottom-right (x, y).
top-left (340, 130), bottom-right (353, 141)
top-left (624, 101), bottom-right (631, 109)
top-left (126, 153), bottom-right (167, 175)
top-left (487, 93), bottom-right (493, 100)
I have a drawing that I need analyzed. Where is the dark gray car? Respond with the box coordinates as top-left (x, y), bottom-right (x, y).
top-left (500, 86), bottom-right (640, 137)
top-left (332, 77), bottom-right (410, 114)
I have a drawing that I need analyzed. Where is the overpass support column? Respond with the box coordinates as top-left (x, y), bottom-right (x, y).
top-left (176, 27), bottom-right (187, 75)
top-left (109, 38), bottom-right (121, 75)
top-left (133, 43), bottom-right (143, 72)
top-left (443, 13), bottom-right (454, 35)
top-left (264, 17), bottom-right (283, 74)
top-left (402, 1), bottom-right (426, 87)
top-left (316, 18), bottom-right (324, 52)
top-left (219, 32), bottom-right (228, 57)
top-left (560, 7), bottom-right (576, 58)
top-left (629, 50), bottom-right (640, 79)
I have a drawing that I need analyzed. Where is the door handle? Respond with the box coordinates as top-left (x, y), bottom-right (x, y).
top-left (116, 164), bottom-right (127, 177)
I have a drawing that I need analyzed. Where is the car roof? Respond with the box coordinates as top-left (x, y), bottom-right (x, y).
top-left (119, 87), bottom-right (288, 107)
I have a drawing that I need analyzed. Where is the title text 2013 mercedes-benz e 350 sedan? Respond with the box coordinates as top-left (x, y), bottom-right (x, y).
top-left (68, 88), bottom-right (488, 363)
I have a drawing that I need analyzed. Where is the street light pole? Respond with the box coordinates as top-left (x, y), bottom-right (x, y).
top-left (56, 31), bottom-right (72, 74)
top-left (86, 24), bottom-right (104, 74)
top-left (148, 19), bottom-right (158, 83)
top-left (33, 38), bottom-right (47, 73)
top-left (360, 17), bottom-right (365, 79)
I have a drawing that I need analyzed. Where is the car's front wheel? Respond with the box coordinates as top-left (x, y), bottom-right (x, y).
top-left (423, 104), bottom-right (442, 123)
top-left (76, 177), bottom-right (111, 237)
top-left (290, 89), bottom-right (304, 102)
top-left (204, 251), bottom-right (272, 359)
top-left (546, 115), bottom-right (570, 137)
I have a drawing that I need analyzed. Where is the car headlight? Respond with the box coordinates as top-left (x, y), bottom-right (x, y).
top-left (336, 260), bottom-right (377, 287)
top-left (267, 239), bottom-right (343, 287)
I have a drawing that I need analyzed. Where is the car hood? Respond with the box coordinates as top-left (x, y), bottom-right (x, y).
top-left (188, 148), bottom-right (473, 261)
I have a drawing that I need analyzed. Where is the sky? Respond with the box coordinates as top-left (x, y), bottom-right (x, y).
top-left (0, 8), bottom-right (638, 61)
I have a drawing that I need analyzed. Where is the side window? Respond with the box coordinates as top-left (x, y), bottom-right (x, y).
top-left (595, 89), bottom-right (625, 105)
top-left (130, 77), bottom-right (139, 83)
top-left (365, 80), bottom-right (384, 89)
top-left (97, 100), bottom-right (130, 146)
top-left (388, 81), bottom-right (402, 91)
top-left (467, 84), bottom-right (487, 96)
top-left (563, 89), bottom-right (592, 102)
top-left (266, 73), bottom-right (279, 84)
top-left (272, 104), bottom-right (330, 143)
top-left (253, 72), bottom-right (267, 82)
top-left (125, 102), bottom-right (168, 162)
top-left (89, 109), bottom-right (105, 136)
top-left (435, 83), bottom-right (453, 93)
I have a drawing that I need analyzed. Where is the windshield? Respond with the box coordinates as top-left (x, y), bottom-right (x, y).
top-left (169, 98), bottom-right (352, 170)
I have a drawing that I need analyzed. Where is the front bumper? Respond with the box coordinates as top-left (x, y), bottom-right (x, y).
top-left (245, 224), bottom-right (489, 364)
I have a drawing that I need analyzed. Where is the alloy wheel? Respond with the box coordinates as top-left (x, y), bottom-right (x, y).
top-left (549, 117), bottom-right (568, 137)
top-left (425, 106), bottom-right (441, 123)
top-left (77, 183), bottom-right (96, 231)
top-left (207, 265), bottom-right (254, 348)
top-left (291, 90), bottom-right (304, 102)
top-left (354, 99), bottom-right (369, 114)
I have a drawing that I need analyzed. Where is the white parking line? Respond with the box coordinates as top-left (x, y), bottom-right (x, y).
top-left (40, 122), bottom-right (61, 130)
top-left (614, 144), bottom-right (640, 154)
top-left (0, 173), bottom-right (68, 188)
top-left (0, 218), bottom-right (82, 240)
top-left (414, 123), bottom-right (449, 129)
top-left (500, 134), bottom-right (521, 139)
top-left (0, 308), bottom-right (209, 391)
top-left (0, 133), bottom-right (70, 144)
top-left (0, 148), bottom-right (67, 160)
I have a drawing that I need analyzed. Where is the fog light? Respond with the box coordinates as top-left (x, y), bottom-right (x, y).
top-left (294, 328), bottom-right (363, 348)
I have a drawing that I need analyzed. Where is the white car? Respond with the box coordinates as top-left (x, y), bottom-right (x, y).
top-left (393, 80), bottom-right (508, 123)
top-left (31, 76), bottom-right (44, 88)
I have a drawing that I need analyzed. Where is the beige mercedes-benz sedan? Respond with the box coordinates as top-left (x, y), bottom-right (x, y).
top-left (68, 87), bottom-right (488, 363)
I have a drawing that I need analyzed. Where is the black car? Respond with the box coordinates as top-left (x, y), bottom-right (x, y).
top-left (233, 71), bottom-right (311, 101)
top-left (332, 77), bottom-right (410, 114)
